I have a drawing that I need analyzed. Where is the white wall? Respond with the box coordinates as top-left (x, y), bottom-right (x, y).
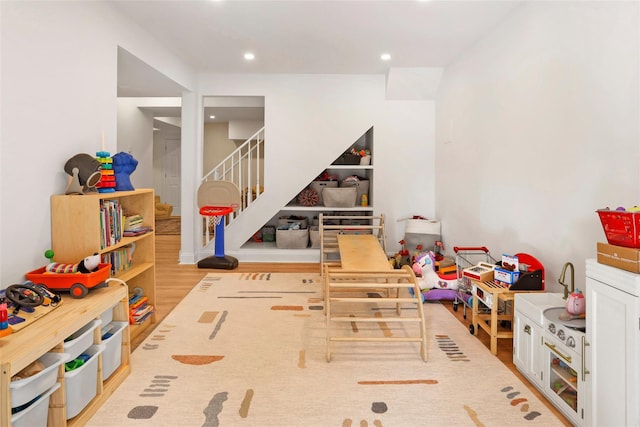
top-left (203, 122), bottom-right (236, 173)
top-left (228, 120), bottom-right (264, 141)
top-left (0, 1), bottom-right (195, 285)
top-left (435, 1), bottom-right (640, 293)
top-left (117, 98), bottom-right (154, 188)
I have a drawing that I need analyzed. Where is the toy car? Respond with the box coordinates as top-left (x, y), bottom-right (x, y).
top-left (25, 263), bottom-right (111, 298)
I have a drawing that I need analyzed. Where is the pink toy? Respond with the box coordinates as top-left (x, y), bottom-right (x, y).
top-left (412, 251), bottom-right (459, 291)
top-left (566, 289), bottom-right (586, 315)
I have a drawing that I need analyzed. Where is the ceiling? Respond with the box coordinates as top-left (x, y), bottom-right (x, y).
top-left (114, 0), bottom-right (523, 124)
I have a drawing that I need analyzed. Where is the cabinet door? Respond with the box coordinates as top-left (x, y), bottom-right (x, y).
top-left (513, 310), bottom-right (542, 387)
top-left (586, 277), bottom-right (639, 427)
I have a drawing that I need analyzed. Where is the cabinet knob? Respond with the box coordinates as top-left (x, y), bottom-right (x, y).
top-left (524, 324), bottom-right (531, 334)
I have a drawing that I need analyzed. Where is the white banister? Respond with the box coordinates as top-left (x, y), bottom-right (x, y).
top-left (200, 127), bottom-right (265, 248)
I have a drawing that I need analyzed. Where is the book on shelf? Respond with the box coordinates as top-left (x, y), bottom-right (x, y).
top-left (100, 199), bottom-right (123, 249)
top-left (129, 299), bottom-right (154, 325)
top-left (132, 308), bottom-right (154, 325)
top-left (123, 226), bottom-right (152, 237)
top-left (101, 243), bottom-right (135, 276)
top-left (124, 214), bottom-right (144, 231)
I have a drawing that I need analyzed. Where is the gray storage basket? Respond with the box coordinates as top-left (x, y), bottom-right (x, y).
top-left (278, 215), bottom-right (309, 229)
top-left (276, 228), bottom-right (309, 249)
top-left (340, 179), bottom-right (369, 205)
top-left (310, 181), bottom-right (338, 205)
top-left (309, 225), bottom-right (320, 248)
top-left (322, 187), bottom-right (357, 207)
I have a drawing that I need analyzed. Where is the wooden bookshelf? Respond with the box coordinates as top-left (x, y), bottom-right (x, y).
top-left (51, 188), bottom-right (157, 341)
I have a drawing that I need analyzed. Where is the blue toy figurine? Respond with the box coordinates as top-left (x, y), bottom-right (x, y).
top-left (112, 152), bottom-right (138, 191)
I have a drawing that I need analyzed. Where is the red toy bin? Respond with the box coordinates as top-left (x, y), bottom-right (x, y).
top-left (25, 263), bottom-right (112, 298)
top-left (597, 210), bottom-right (640, 248)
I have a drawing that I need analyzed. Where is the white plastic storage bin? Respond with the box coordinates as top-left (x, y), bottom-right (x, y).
top-left (11, 382), bottom-right (61, 427)
top-left (99, 303), bottom-right (117, 326)
top-left (63, 319), bottom-right (101, 361)
top-left (65, 344), bottom-right (105, 419)
top-left (101, 321), bottom-right (128, 380)
top-left (10, 352), bottom-right (69, 408)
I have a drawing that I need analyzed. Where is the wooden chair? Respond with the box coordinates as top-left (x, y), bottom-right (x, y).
top-left (319, 213), bottom-right (387, 277)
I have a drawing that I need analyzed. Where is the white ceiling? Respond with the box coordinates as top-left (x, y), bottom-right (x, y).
top-left (114, 0), bottom-right (523, 123)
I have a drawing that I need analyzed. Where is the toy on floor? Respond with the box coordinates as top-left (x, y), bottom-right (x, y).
top-left (410, 251), bottom-right (459, 303)
top-left (413, 251), bottom-right (459, 291)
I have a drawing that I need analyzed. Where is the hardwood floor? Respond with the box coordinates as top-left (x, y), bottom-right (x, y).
top-left (144, 234), bottom-right (571, 426)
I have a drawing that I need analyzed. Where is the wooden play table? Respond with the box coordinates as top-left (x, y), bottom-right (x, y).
top-left (470, 279), bottom-right (543, 355)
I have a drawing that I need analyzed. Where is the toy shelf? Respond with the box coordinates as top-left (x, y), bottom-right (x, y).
top-left (0, 283), bottom-right (130, 427)
top-left (50, 189), bottom-right (157, 341)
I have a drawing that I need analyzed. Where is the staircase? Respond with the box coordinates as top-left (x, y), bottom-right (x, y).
top-left (197, 124), bottom-right (374, 262)
top-left (201, 127), bottom-right (264, 245)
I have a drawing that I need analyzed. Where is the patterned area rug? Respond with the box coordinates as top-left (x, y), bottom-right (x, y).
top-left (154, 216), bottom-right (181, 235)
top-left (87, 273), bottom-right (563, 427)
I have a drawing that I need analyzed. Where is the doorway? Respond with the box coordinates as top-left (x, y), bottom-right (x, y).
top-left (162, 138), bottom-right (181, 216)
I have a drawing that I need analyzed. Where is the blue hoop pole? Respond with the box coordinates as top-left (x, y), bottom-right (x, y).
top-left (214, 216), bottom-right (226, 258)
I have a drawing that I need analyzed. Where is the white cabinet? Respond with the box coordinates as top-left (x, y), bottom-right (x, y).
top-left (585, 259), bottom-right (640, 427)
top-left (513, 308), bottom-right (543, 388)
top-left (513, 293), bottom-right (547, 389)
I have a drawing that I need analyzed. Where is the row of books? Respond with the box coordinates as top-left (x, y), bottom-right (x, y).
top-left (129, 293), bottom-right (154, 325)
top-left (101, 244), bottom-right (135, 276)
top-left (100, 200), bottom-right (123, 249)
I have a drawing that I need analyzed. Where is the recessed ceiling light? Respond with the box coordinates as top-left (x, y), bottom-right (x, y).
top-left (381, 53), bottom-right (391, 61)
top-left (244, 52), bottom-right (255, 61)
top-left (209, 115), bottom-right (216, 119)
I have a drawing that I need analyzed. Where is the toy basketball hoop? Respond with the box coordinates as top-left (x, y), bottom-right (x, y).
top-left (200, 205), bottom-right (233, 226)
top-left (197, 181), bottom-right (241, 270)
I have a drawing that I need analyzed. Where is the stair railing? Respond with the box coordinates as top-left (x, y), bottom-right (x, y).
top-left (201, 126), bottom-right (265, 244)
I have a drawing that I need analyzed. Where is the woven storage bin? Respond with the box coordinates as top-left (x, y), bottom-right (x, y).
top-left (309, 226), bottom-right (320, 248)
top-left (278, 215), bottom-right (309, 229)
top-left (322, 187), bottom-right (357, 207)
top-left (310, 181), bottom-right (338, 205)
top-left (340, 179), bottom-right (369, 204)
top-left (276, 228), bottom-right (309, 249)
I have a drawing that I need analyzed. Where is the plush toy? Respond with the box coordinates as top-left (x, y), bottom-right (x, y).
top-left (112, 151), bottom-right (138, 191)
top-left (412, 251), bottom-right (459, 291)
top-left (46, 253), bottom-right (101, 274)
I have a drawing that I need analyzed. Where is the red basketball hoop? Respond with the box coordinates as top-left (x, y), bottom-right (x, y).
top-left (200, 206), bottom-right (233, 227)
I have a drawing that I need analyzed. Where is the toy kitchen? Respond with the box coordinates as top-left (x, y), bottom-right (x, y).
top-left (514, 208), bottom-right (640, 427)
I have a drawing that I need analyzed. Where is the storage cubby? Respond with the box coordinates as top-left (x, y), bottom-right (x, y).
top-left (0, 283), bottom-right (130, 427)
top-left (50, 188), bottom-right (156, 341)
top-left (244, 127), bottom-right (375, 253)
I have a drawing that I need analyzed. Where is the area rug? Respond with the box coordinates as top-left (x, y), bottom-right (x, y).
top-left (154, 216), bottom-right (181, 235)
top-left (87, 273), bottom-right (564, 427)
